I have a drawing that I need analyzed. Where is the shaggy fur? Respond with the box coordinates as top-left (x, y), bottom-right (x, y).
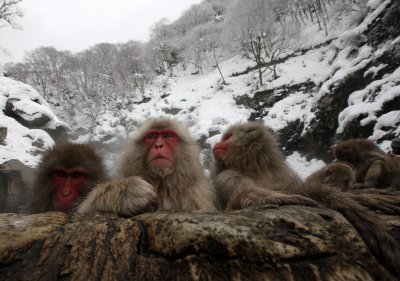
top-left (211, 121), bottom-right (316, 210)
top-left (304, 162), bottom-right (400, 278)
top-left (305, 162), bottom-right (355, 192)
top-left (333, 139), bottom-right (400, 189)
top-left (30, 143), bottom-right (108, 213)
top-left (78, 118), bottom-right (216, 216)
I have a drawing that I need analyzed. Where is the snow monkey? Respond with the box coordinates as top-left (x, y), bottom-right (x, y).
top-left (305, 162), bottom-right (400, 214)
top-left (78, 118), bottom-right (216, 216)
top-left (304, 162), bottom-right (400, 278)
top-left (30, 143), bottom-right (108, 213)
top-left (211, 121), bottom-right (318, 210)
top-left (211, 122), bottom-right (400, 278)
top-left (333, 138), bottom-right (400, 190)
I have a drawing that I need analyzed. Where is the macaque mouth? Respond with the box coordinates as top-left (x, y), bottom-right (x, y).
top-left (62, 190), bottom-right (71, 196)
top-left (150, 155), bottom-right (171, 161)
top-left (149, 155), bottom-right (173, 166)
top-left (213, 147), bottom-right (226, 157)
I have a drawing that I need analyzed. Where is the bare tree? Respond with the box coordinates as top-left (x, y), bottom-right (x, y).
top-left (0, 0), bottom-right (23, 29)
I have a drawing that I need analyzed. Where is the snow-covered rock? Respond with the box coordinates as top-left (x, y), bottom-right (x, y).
top-left (0, 77), bottom-right (69, 167)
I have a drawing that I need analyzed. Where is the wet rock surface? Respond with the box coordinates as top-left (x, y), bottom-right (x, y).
top-left (0, 204), bottom-right (398, 281)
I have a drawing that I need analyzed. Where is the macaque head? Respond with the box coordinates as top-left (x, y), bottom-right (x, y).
top-left (334, 139), bottom-right (382, 164)
top-left (123, 118), bottom-right (199, 179)
top-left (333, 141), bottom-right (358, 163)
top-left (213, 122), bottom-right (283, 173)
top-left (144, 128), bottom-right (179, 168)
top-left (322, 162), bottom-right (355, 191)
top-left (51, 165), bottom-right (88, 212)
top-left (31, 143), bottom-right (108, 213)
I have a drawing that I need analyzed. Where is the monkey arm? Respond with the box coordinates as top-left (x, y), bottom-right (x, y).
top-left (228, 188), bottom-right (319, 210)
top-left (77, 176), bottom-right (157, 217)
top-left (303, 183), bottom-right (400, 277)
top-left (214, 170), bottom-right (318, 210)
top-left (349, 194), bottom-right (400, 215)
top-left (214, 169), bottom-right (259, 209)
top-left (355, 160), bottom-right (388, 188)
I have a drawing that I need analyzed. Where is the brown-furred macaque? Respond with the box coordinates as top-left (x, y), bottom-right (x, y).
top-left (304, 163), bottom-right (400, 278)
top-left (211, 121), bottom-right (318, 210)
top-left (30, 143), bottom-right (108, 213)
top-left (333, 139), bottom-right (400, 190)
top-left (78, 118), bottom-right (216, 216)
top-left (305, 162), bottom-right (355, 192)
top-left (305, 162), bottom-right (400, 215)
top-left (212, 122), bottom-right (400, 278)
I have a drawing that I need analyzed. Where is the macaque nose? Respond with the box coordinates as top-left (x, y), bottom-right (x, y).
top-left (62, 178), bottom-right (72, 196)
top-left (62, 187), bottom-right (71, 196)
top-left (154, 138), bottom-right (164, 149)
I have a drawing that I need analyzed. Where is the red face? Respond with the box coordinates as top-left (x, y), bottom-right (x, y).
top-left (144, 128), bottom-right (179, 167)
top-left (213, 133), bottom-right (232, 159)
top-left (51, 166), bottom-right (87, 212)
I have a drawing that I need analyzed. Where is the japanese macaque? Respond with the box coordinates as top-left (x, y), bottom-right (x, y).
top-left (304, 162), bottom-right (400, 277)
top-left (305, 162), bottom-right (400, 214)
top-left (333, 139), bottom-right (400, 189)
top-left (30, 143), bottom-right (108, 213)
top-left (212, 122), bottom-right (400, 277)
top-left (78, 118), bottom-right (216, 216)
top-left (211, 121), bottom-right (318, 210)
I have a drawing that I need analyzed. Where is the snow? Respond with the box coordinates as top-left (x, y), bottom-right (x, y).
top-left (1, 0), bottom-right (398, 178)
top-left (0, 77), bottom-right (68, 167)
top-left (263, 92), bottom-right (312, 131)
top-left (337, 66), bottom-right (400, 134)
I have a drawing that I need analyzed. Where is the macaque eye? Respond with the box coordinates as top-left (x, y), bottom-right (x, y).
top-left (163, 132), bottom-right (176, 138)
top-left (145, 133), bottom-right (159, 140)
top-left (71, 172), bottom-right (86, 179)
top-left (53, 170), bottom-right (67, 178)
top-left (222, 134), bottom-right (232, 141)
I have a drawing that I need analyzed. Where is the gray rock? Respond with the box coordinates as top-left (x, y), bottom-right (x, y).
top-left (0, 206), bottom-right (397, 281)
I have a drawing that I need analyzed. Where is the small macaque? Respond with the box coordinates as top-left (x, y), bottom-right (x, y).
top-left (30, 143), bottom-right (108, 213)
top-left (304, 163), bottom-right (400, 278)
top-left (211, 122), bottom-right (400, 277)
top-left (78, 118), bottom-right (216, 216)
top-left (211, 121), bottom-right (318, 210)
top-left (305, 162), bottom-right (400, 214)
top-left (333, 139), bottom-right (400, 189)
top-left (305, 162), bottom-right (355, 192)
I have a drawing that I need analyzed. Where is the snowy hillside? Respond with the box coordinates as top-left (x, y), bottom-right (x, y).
top-left (76, 0), bottom-right (398, 173)
top-left (1, 0), bottom-right (398, 178)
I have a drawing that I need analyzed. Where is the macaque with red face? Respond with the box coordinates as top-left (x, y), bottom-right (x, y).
top-left (212, 122), bottom-right (400, 278)
top-left (211, 121), bottom-right (318, 210)
top-left (30, 143), bottom-right (108, 213)
top-left (78, 118), bottom-right (216, 216)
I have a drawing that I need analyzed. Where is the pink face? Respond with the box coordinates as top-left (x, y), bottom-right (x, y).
top-left (51, 166), bottom-right (87, 212)
top-left (144, 128), bottom-right (179, 167)
top-left (213, 133), bottom-right (232, 159)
